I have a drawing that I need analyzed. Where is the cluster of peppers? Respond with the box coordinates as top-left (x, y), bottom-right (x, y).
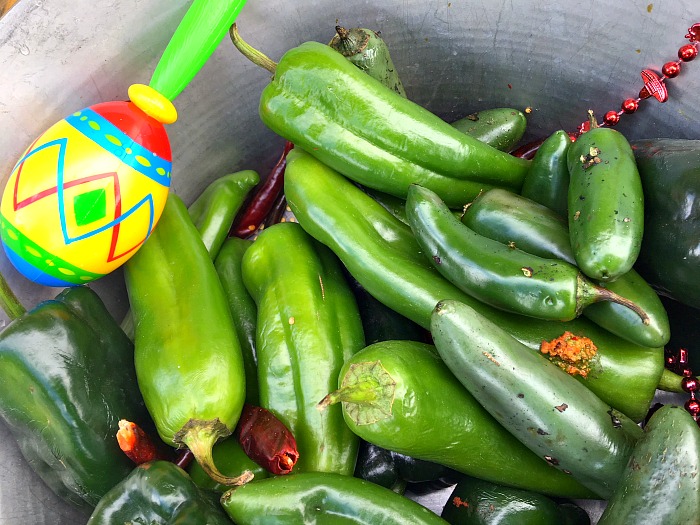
top-left (1, 20), bottom-right (700, 525)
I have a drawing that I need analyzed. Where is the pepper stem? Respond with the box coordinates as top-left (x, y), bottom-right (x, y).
top-left (317, 360), bottom-right (396, 426)
top-left (0, 271), bottom-right (26, 321)
top-left (656, 368), bottom-right (686, 394)
top-left (229, 23), bottom-right (277, 73)
top-left (176, 418), bottom-right (254, 486)
top-left (586, 109), bottom-right (600, 130)
top-left (577, 275), bottom-right (650, 325)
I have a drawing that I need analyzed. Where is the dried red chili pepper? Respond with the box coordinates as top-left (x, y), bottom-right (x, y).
top-left (236, 404), bottom-right (299, 475)
top-left (510, 137), bottom-right (546, 159)
top-left (116, 419), bottom-right (171, 465)
top-left (230, 141), bottom-right (294, 238)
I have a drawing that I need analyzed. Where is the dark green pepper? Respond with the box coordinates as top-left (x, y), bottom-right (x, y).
top-left (214, 237), bottom-right (259, 405)
top-left (431, 299), bottom-right (644, 499)
top-left (567, 119), bottom-right (644, 282)
top-left (441, 476), bottom-right (591, 525)
top-left (450, 107), bottom-right (527, 152)
top-left (124, 193), bottom-right (250, 486)
top-left (354, 441), bottom-right (407, 494)
top-left (86, 460), bottom-right (232, 524)
top-left (231, 29), bottom-right (531, 207)
top-left (597, 404), bottom-right (700, 525)
top-left (241, 222), bottom-right (364, 475)
top-left (320, 340), bottom-right (595, 498)
top-left (632, 138), bottom-right (700, 309)
top-left (0, 285), bottom-right (150, 509)
top-left (221, 471), bottom-right (449, 524)
top-left (520, 129), bottom-right (571, 217)
top-left (460, 187), bottom-right (670, 348)
top-left (284, 147), bottom-right (665, 422)
top-left (188, 169), bottom-right (260, 259)
top-left (405, 183), bottom-right (648, 323)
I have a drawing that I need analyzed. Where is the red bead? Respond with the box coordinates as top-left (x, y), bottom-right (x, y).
top-left (679, 44), bottom-right (698, 62)
top-left (687, 24), bottom-right (700, 43)
top-left (684, 398), bottom-right (700, 417)
top-left (621, 98), bottom-right (639, 114)
top-left (683, 367), bottom-right (694, 378)
top-left (682, 376), bottom-right (699, 393)
top-left (603, 111), bottom-right (620, 126)
top-left (662, 61), bottom-right (682, 78)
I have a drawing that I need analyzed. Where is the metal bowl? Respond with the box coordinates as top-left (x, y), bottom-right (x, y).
top-left (0, 0), bottom-right (698, 523)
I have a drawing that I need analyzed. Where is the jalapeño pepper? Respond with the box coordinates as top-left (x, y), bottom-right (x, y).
top-left (124, 193), bottom-right (250, 486)
top-left (241, 222), bottom-right (364, 475)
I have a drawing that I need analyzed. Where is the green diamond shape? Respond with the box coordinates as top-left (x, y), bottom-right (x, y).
top-left (73, 188), bottom-right (107, 227)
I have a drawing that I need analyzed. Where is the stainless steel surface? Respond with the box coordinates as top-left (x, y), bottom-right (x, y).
top-left (0, 0), bottom-right (697, 523)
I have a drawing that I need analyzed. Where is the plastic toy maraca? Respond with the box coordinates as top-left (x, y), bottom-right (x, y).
top-left (0, 0), bottom-right (247, 287)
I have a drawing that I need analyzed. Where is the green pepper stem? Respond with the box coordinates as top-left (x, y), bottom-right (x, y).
top-left (656, 368), bottom-right (686, 394)
top-left (229, 23), bottom-right (277, 73)
top-left (0, 271), bottom-right (26, 321)
top-left (176, 418), bottom-right (254, 486)
top-left (317, 381), bottom-right (380, 411)
top-left (579, 275), bottom-right (650, 325)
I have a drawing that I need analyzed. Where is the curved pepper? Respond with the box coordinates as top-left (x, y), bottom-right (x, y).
top-left (320, 339), bottom-right (595, 498)
top-left (431, 299), bottom-right (643, 499)
top-left (450, 107), bottom-right (527, 152)
top-left (284, 147), bottom-right (664, 422)
top-left (241, 222), bottom-right (364, 475)
top-left (0, 285), bottom-right (150, 509)
top-left (124, 193), bottom-right (250, 486)
top-left (221, 471), bottom-right (451, 525)
top-left (188, 438), bottom-right (269, 493)
top-left (460, 187), bottom-right (670, 348)
top-left (230, 28), bottom-right (531, 207)
top-left (520, 129), bottom-right (571, 217)
top-left (86, 460), bottom-right (232, 524)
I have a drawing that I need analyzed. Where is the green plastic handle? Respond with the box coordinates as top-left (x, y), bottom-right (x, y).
top-left (149, 0), bottom-right (248, 101)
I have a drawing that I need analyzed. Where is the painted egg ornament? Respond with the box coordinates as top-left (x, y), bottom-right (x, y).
top-left (0, 88), bottom-right (175, 287)
top-left (0, 0), bottom-right (249, 286)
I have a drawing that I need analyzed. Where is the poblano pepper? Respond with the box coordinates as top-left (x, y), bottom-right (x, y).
top-left (86, 460), bottom-right (232, 525)
top-left (0, 284), bottom-right (150, 509)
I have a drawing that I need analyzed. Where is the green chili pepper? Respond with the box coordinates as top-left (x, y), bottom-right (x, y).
top-left (0, 285), bottom-right (150, 509)
top-left (86, 460), bottom-right (232, 524)
top-left (632, 138), bottom-right (700, 309)
top-left (285, 147), bottom-right (665, 421)
top-left (460, 187), bottom-right (670, 348)
top-left (329, 26), bottom-right (407, 97)
top-left (222, 471), bottom-right (449, 524)
top-left (320, 339), bottom-right (595, 498)
top-left (431, 299), bottom-right (644, 499)
top-left (567, 115), bottom-right (644, 282)
top-left (441, 475), bottom-right (591, 525)
top-left (188, 438), bottom-right (269, 493)
top-left (230, 28), bottom-right (531, 207)
top-left (188, 169), bottom-right (260, 259)
top-left (405, 183), bottom-right (648, 322)
top-left (241, 221), bottom-right (364, 475)
top-left (214, 237), bottom-right (259, 405)
top-left (597, 405), bottom-right (700, 525)
top-left (124, 193), bottom-right (250, 487)
top-left (520, 129), bottom-right (571, 217)
top-left (450, 107), bottom-right (527, 152)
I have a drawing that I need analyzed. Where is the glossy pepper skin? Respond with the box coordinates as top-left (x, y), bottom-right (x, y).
top-left (124, 193), bottom-right (249, 486)
top-left (597, 405), bottom-right (700, 525)
top-left (450, 107), bottom-right (527, 152)
top-left (520, 129), bottom-right (571, 217)
top-left (285, 147), bottom-right (663, 422)
top-left (441, 476), bottom-right (591, 525)
top-left (461, 187), bottom-right (670, 348)
top-left (214, 237), bottom-right (259, 405)
top-left (241, 222), bottom-right (364, 475)
top-left (0, 286), bottom-right (150, 509)
top-left (86, 461), bottom-right (232, 525)
top-left (632, 139), bottom-right (700, 309)
top-left (188, 438), bottom-right (269, 493)
top-left (322, 340), bottom-right (595, 498)
top-left (567, 125), bottom-right (644, 282)
top-left (354, 441), bottom-right (407, 494)
top-left (259, 41), bottom-right (531, 207)
top-left (221, 472), bottom-right (450, 525)
top-left (431, 299), bottom-right (644, 499)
